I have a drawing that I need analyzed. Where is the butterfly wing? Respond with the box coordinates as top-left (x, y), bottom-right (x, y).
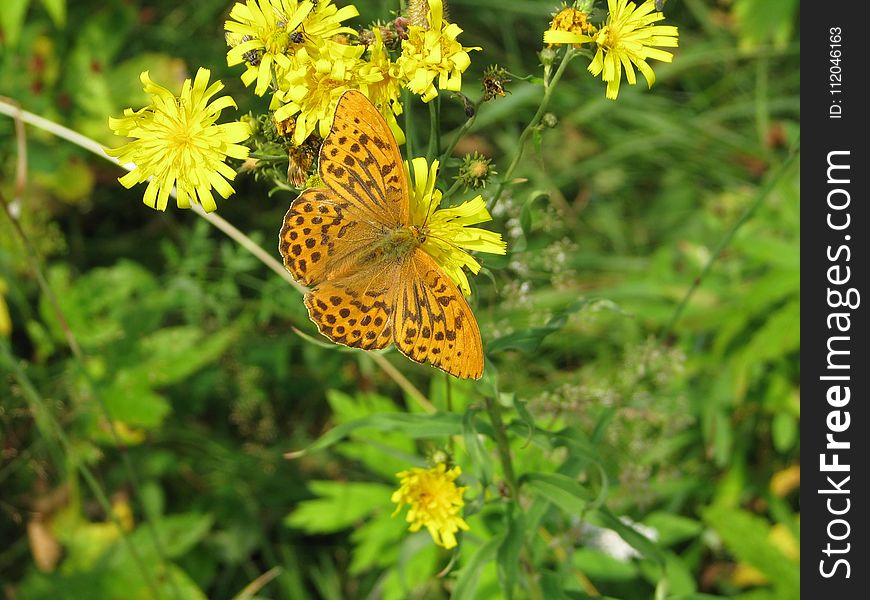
top-left (279, 188), bottom-right (383, 287)
top-left (318, 90), bottom-right (409, 228)
top-left (304, 259), bottom-right (399, 351)
top-left (391, 249), bottom-right (484, 380)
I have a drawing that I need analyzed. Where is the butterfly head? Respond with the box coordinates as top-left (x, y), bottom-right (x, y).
top-left (409, 224), bottom-right (427, 244)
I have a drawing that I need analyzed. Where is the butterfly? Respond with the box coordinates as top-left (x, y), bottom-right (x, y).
top-left (278, 90), bottom-right (485, 379)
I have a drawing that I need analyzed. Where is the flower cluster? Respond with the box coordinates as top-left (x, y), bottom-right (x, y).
top-left (224, 0), bottom-right (360, 96)
top-left (228, 0), bottom-right (478, 151)
top-left (396, 0), bottom-right (480, 103)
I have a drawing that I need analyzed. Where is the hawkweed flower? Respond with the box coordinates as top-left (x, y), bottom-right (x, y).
top-left (407, 157), bottom-right (506, 296)
top-left (587, 0), bottom-right (679, 99)
top-left (106, 69), bottom-right (251, 213)
top-left (360, 29), bottom-right (406, 144)
top-left (397, 0), bottom-right (479, 103)
top-left (543, 3), bottom-right (598, 47)
top-left (225, 0), bottom-right (359, 96)
top-left (271, 40), bottom-right (375, 145)
top-left (391, 463), bottom-right (470, 549)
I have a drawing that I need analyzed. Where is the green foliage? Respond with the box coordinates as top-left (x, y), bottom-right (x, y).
top-left (1, 0), bottom-right (799, 598)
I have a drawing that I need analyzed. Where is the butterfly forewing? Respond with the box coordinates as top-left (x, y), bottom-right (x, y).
top-left (318, 91), bottom-right (409, 228)
top-left (279, 188), bottom-right (382, 287)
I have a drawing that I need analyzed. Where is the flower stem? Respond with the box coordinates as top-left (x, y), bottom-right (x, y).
top-left (427, 96), bottom-right (441, 162)
top-left (439, 97), bottom-right (482, 165)
top-left (488, 49), bottom-right (577, 212)
top-left (484, 395), bottom-right (517, 498)
top-left (445, 374), bottom-right (455, 454)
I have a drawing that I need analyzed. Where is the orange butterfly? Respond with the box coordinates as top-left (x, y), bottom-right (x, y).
top-left (278, 90), bottom-right (487, 379)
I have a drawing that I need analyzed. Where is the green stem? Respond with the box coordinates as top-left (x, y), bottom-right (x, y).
top-left (403, 89), bottom-right (415, 159)
top-left (445, 374), bottom-right (455, 454)
top-left (660, 143), bottom-right (799, 339)
top-left (441, 176), bottom-right (464, 203)
top-left (484, 396), bottom-right (517, 498)
top-left (488, 49), bottom-right (577, 212)
top-left (427, 99), bottom-right (439, 162)
top-left (438, 98), bottom-right (482, 165)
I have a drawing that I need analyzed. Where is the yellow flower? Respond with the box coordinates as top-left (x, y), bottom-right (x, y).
top-left (391, 463), bottom-right (470, 549)
top-left (361, 28), bottom-right (406, 144)
top-left (271, 40), bottom-right (375, 145)
top-left (587, 0), bottom-right (679, 100)
top-left (225, 0), bottom-right (359, 96)
top-left (407, 157), bottom-right (506, 296)
top-left (543, 5), bottom-right (598, 47)
top-left (397, 0), bottom-right (479, 103)
top-left (106, 69), bottom-right (251, 213)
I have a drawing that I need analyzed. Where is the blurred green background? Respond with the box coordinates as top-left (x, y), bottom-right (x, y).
top-left (1, 0), bottom-right (799, 598)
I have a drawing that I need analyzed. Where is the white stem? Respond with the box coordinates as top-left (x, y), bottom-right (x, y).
top-left (0, 97), bottom-right (305, 293)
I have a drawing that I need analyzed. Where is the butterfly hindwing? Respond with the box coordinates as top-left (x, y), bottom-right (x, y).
top-left (305, 264), bottom-right (398, 351)
top-left (392, 250), bottom-right (484, 380)
top-left (318, 90), bottom-right (409, 228)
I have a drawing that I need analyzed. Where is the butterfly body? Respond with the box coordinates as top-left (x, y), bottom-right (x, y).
top-left (279, 91), bottom-right (486, 379)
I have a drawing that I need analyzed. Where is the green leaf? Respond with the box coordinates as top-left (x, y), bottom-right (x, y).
top-left (462, 408), bottom-right (493, 486)
top-left (452, 535), bottom-right (501, 600)
top-left (703, 505), bottom-right (799, 598)
top-left (285, 412), bottom-right (474, 458)
top-left (539, 570), bottom-right (574, 600)
top-left (496, 509), bottom-right (525, 599)
top-left (327, 390), bottom-right (419, 478)
top-left (572, 548), bottom-right (638, 581)
top-left (39, 0), bottom-right (65, 26)
top-left (127, 512), bottom-right (214, 560)
top-left (102, 371), bottom-right (171, 429)
top-left (488, 300), bottom-right (584, 353)
top-left (0, 0), bottom-right (29, 47)
top-left (589, 507), bottom-right (666, 566)
top-left (771, 411), bottom-right (797, 453)
top-left (285, 481), bottom-right (393, 533)
top-left (520, 190), bottom-right (549, 237)
top-left (521, 472), bottom-right (592, 515)
top-left (348, 511), bottom-right (407, 575)
top-left (642, 512), bottom-right (703, 547)
top-left (134, 326), bottom-right (237, 387)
